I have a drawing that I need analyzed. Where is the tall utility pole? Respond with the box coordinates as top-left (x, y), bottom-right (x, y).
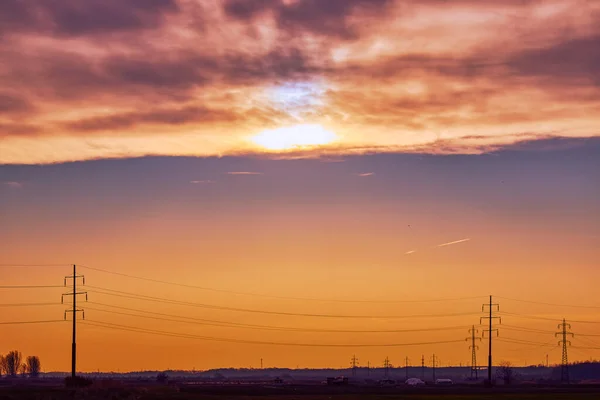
top-left (466, 325), bottom-right (481, 379)
top-left (405, 356), bottom-right (409, 381)
top-left (481, 295), bottom-right (500, 386)
top-left (350, 355), bottom-right (359, 377)
top-left (431, 354), bottom-right (437, 381)
top-left (383, 357), bottom-right (391, 378)
top-left (556, 318), bottom-right (573, 384)
top-left (62, 264), bottom-right (87, 379)
top-left (261, 358), bottom-right (263, 369)
top-left (421, 355), bottom-right (425, 381)
top-left (367, 361), bottom-right (370, 376)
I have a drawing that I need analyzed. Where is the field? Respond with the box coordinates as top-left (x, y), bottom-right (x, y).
top-left (2, 384), bottom-right (600, 400)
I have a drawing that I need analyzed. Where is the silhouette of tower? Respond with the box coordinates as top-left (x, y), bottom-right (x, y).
top-left (405, 356), bottom-right (409, 381)
top-left (466, 325), bottom-right (481, 379)
top-left (481, 296), bottom-right (500, 386)
top-left (421, 355), bottom-right (425, 380)
top-left (350, 355), bottom-right (359, 377)
top-left (62, 264), bottom-right (87, 379)
top-left (383, 357), bottom-right (391, 378)
top-left (556, 318), bottom-right (573, 384)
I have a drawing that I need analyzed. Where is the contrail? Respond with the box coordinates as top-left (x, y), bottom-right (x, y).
top-left (437, 238), bottom-right (471, 248)
top-left (404, 250), bottom-right (417, 255)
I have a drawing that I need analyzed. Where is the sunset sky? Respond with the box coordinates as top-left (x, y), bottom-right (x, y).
top-left (1, 0), bottom-right (599, 373)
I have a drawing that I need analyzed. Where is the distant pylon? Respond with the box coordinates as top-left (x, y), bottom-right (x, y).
top-left (466, 325), bottom-right (481, 379)
top-left (383, 357), bottom-right (391, 378)
top-left (421, 355), bottom-right (425, 380)
top-left (556, 318), bottom-right (573, 384)
top-left (405, 356), bottom-right (410, 381)
top-left (350, 355), bottom-right (359, 377)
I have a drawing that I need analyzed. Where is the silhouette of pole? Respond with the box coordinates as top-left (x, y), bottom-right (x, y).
top-left (556, 318), bottom-right (573, 384)
top-left (62, 264), bottom-right (87, 379)
top-left (481, 295), bottom-right (500, 386)
top-left (383, 357), bottom-right (390, 378)
top-left (350, 355), bottom-right (359, 377)
top-left (466, 325), bottom-right (481, 379)
top-left (431, 354), bottom-right (436, 382)
top-left (405, 356), bottom-right (409, 381)
top-left (421, 355), bottom-right (425, 381)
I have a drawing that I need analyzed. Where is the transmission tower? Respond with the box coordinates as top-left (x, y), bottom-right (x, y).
top-left (350, 355), bottom-right (359, 377)
top-left (466, 325), bottom-right (481, 379)
top-left (555, 318), bottom-right (573, 384)
top-left (62, 264), bottom-right (87, 379)
top-left (383, 357), bottom-right (391, 378)
top-left (421, 355), bottom-right (425, 380)
top-left (481, 295), bottom-right (500, 386)
top-left (430, 354), bottom-right (438, 381)
top-left (405, 356), bottom-right (410, 380)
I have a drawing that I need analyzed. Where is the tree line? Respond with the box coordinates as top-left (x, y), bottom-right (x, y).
top-left (0, 351), bottom-right (41, 378)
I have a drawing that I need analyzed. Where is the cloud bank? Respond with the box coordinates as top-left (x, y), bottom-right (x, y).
top-left (1, 0), bottom-right (599, 164)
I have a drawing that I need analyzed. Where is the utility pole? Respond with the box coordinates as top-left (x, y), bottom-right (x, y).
top-left (431, 354), bottom-right (437, 382)
top-left (466, 325), bottom-right (481, 379)
top-left (383, 357), bottom-right (390, 378)
top-left (421, 355), bottom-right (425, 381)
top-left (367, 361), bottom-right (370, 376)
top-left (405, 356), bottom-right (409, 381)
top-left (546, 354), bottom-right (549, 368)
top-left (481, 295), bottom-right (500, 386)
top-left (62, 264), bottom-right (87, 379)
top-left (350, 355), bottom-right (359, 377)
top-left (556, 318), bottom-right (573, 384)
top-left (261, 358), bottom-right (263, 369)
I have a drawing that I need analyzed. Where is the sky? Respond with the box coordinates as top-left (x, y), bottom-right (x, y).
top-left (0, 0), bottom-right (599, 373)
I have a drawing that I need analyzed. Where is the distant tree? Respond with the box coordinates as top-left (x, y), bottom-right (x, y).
top-left (0, 355), bottom-right (4, 376)
top-left (26, 356), bottom-right (41, 377)
top-left (498, 361), bottom-right (515, 385)
top-left (2, 351), bottom-right (23, 377)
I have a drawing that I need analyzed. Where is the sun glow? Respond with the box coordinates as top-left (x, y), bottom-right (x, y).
top-left (252, 124), bottom-right (337, 151)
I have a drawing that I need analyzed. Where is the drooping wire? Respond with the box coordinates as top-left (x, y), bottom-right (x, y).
top-left (0, 320), bottom-right (66, 325)
top-left (499, 312), bottom-right (600, 324)
top-left (497, 296), bottom-right (600, 310)
top-left (86, 302), bottom-right (472, 333)
top-left (0, 285), bottom-right (63, 289)
top-left (80, 265), bottom-right (485, 304)
top-left (81, 320), bottom-right (466, 348)
top-left (0, 302), bottom-right (61, 307)
top-left (86, 285), bottom-right (480, 319)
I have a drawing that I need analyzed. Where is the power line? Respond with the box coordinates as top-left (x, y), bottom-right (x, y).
top-left (80, 265), bottom-right (485, 304)
top-left (0, 302), bottom-right (61, 307)
top-left (0, 264), bottom-right (72, 268)
top-left (497, 296), bottom-right (600, 310)
top-left (500, 312), bottom-right (600, 324)
top-left (86, 285), bottom-right (480, 319)
top-left (0, 285), bottom-right (64, 289)
top-left (86, 302), bottom-right (471, 333)
top-left (0, 320), bottom-right (66, 325)
top-left (497, 337), bottom-right (557, 347)
top-left (502, 325), bottom-right (556, 334)
top-left (81, 320), bottom-right (465, 348)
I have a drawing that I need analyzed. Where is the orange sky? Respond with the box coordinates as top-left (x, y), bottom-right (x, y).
top-left (1, 0), bottom-right (600, 373)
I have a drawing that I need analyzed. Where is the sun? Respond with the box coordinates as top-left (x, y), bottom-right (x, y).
top-left (252, 124), bottom-right (337, 151)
